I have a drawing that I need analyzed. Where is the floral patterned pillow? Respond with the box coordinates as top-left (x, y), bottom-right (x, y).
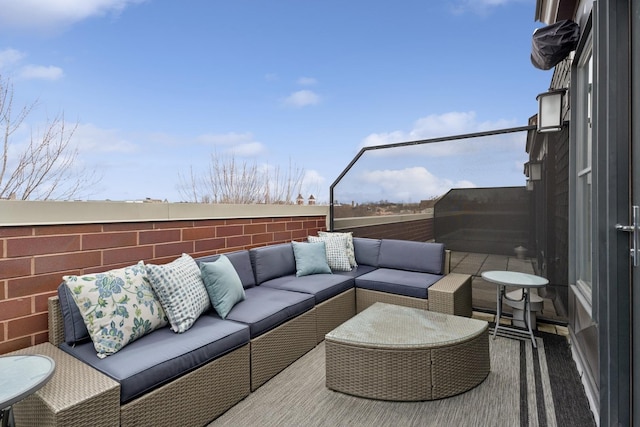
top-left (63, 261), bottom-right (168, 358)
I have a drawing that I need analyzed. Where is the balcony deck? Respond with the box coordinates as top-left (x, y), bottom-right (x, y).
top-left (450, 251), bottom-right (566, 331)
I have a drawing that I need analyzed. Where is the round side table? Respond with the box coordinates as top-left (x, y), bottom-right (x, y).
top-left (481, 270), bottom-right (548, 348)
top-left (0, 354), bottom-right (55, 427)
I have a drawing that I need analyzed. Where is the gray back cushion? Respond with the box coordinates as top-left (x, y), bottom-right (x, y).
top-left (378, 239), bottom-right (445, 274)
top-left (352, 237), bottom-right (381, 267)
top-left (249, 243), bottom-right (296, 285)
top-left (196, 250), bottom-right (256, 289)
top-left (57, 283), bottom-right (90, 344)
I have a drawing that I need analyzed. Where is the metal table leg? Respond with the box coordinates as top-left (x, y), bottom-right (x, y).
top-left (493, 285), bottom-right (504, 339)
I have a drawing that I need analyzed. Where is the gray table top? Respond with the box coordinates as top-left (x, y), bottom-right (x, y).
top-left (0, 354), bottom-right (55, 410)
top-left (325, 302), bottom-right (487, 349)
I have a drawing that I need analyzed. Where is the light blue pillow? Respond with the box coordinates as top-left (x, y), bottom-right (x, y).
top-left (200, 254), bottom-right (246, 319)
top-left (292, 241), bottom-right (332, 277)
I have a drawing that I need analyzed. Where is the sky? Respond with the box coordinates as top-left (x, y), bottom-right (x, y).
top-left (0, 0), bottom-right (553, 204)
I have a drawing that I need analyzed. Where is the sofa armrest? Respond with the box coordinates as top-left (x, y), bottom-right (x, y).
top-left (48, 296), bottom-right (65, 346)
top-left (428, 273), bottom-right (472, 317)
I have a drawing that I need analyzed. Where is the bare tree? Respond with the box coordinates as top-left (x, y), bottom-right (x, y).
top-left (178, 151), bottom-right (307, 204)
top-left (0, 75), bottom-right (100, 200)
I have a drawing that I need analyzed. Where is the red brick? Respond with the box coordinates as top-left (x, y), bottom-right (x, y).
top-left (291, 229), bottom-right (308, 240)
top-left (0, 298), bottom-right (32, 321)
top-left (155, 220), bottom-right (193, 230)
top-left (194, 238), bottom-right (226, 253)
top-left (194, 219), bottom-right (225, 227)
top-left (35, 223), bottom-right (101, 236)
top-left (215, 225), bottom-right (243, 238)
top-left (286, 221), bottom-right (303, 231)
top-left (0, 336), bottom-right (32, 355)
top-left (35, 251), bottom-right (102, 275)
top-left (182, 227), bottom-right (217, 241)
top-left (7, 235), bottom-right (81, 257)
top-left (0, 281), bottom-right (6, 300)
top-left (7, 273), bottom-right (62, 298)
top-left (244, 224), bottom-right (266, 235)
top-left (226, 235), bottom-right (251, 248)
top-left (104, 222), bottom-right (153, 232)
top-left (34, 331), bottom-right (49, 345)
top-left (155, 241), bottom-right (194, 258)
top-left (83, 231), bottom-right (137, 250)
top-left (0, 227), bottom-right (32, 238)
top-left (103, 246), bottom-right (153, 266)
top-left (267, 222), bottom-right (287, 232)
top-left (0, 322), bottom-right (4, 341)
top-left (35, 292), bottom-right (56, 313)
top-left (252, 233), bottom-right (274, 245)
top-left (8, 312), bottom-right (48, 339)
top-left (225, 218), bottom-right (251, 225)
top-left (0, 258), bottom-right (31, 280)
top-left (273, 231), bottom-right (293, 241)
top-left (251, 218), bottom-right (273, 224)
top-left (140, 229), bottom-right (181, 245)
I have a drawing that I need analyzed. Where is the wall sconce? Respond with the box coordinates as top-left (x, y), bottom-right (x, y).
top-left (529, 162), bottom-right (542, 181)
top-left (536, 89), bottom-right (566, 132)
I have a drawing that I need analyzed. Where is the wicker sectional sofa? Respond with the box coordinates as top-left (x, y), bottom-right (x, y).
top-left (12, 237), bottom-right (472, 427)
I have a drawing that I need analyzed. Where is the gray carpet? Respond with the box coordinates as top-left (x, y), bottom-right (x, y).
top-left (210, 333), bottom-right (596, 427)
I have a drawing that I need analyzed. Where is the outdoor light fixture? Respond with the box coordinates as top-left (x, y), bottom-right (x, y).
top-left (536, 89), bottom-right (566, 132)
top-left (529, 162), bottom-right (542, 181)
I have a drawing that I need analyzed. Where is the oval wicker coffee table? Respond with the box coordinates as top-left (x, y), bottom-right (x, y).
top-left (325, 302), bottom-right (489, 401)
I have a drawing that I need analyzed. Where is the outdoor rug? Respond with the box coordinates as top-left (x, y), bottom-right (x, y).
top-left (209, 331), bottom-right (596, 427)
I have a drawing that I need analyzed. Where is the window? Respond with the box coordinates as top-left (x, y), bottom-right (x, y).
top-left (575, 39), bottom-right (593, 303)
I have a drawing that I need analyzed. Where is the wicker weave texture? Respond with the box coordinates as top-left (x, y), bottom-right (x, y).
top-left (355, 288), bottom-right (428, 313)
top-left (10, 343), bottom-right (120, 427)
top-left (428, 273), bottom-right (473, 317)
top-left (47, 297), bottom-right (65, 347)
top-left (315, 289), bottom-right (356, 344)
top-left (250, 308), bottom-right (317, 391)
top-left (325, 306), bottom-right (489, 402)
top-left (120, 344), bottom-right (250, 427)
top-left (431, 328), bottom-right (490, 399)
top-left (326, 341), bottom-right (432, 401)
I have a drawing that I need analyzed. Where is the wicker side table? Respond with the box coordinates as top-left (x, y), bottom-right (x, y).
top-left (325, 302), bottom-right (489, 401)
top-left (8, 343), bottom-right (120, 427)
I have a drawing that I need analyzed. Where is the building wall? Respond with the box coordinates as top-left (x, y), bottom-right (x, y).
top-left (0, 201), bottom-right (328, 354)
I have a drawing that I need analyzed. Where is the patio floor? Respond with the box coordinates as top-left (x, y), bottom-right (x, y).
top-left (450, 251), bottom-right (567, 331)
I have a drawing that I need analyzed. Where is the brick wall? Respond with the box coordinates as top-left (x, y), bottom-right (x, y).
top-left (0, 215), bottom-right (326, 354)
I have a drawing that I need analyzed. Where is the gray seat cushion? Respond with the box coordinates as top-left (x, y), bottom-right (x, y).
top-left (260, 274), bottom-right (354, 304)
top-left (196, 250), bottom-right (256, 288)
top-left (59, 315), bottom-right (249, 403)
top-left (355, 268), bottom-right (443, 299)
top-left (224, 287), bottom-right (314, 338)
top-left (333, 264), bottom-right (377, 278)
top-left (378, 239), bottom-right (445, 274)
top-left (249, 243), bottom-right (296, 285)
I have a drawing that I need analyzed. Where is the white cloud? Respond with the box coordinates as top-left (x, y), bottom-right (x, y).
top-left (283, 90), bottom-right (320, 108)
top-left (18, 65), bottom-right (64, 80)
top-left (0, 0), bottom-right (147, 31)
top-left (0, 48), bottom-right (26, 69)
top-left (450, 0), bottom-right (531, 14)
top-left (74, 123), bottom-right (138, 153)
top-left (196, 132), bottom-right (266, 156)
top-left (360, 166), bottom-right (476, 201)
top-left (360, 111), bottom-right (518, 156)
top-left (297, 77), bottom-right (317, 86)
